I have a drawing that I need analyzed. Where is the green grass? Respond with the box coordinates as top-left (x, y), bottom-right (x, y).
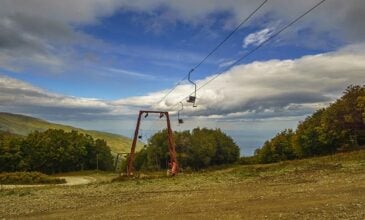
top-left (114, 149), bottom-right (365, 183)
top-left (0, 112), bottom-right (143, 153)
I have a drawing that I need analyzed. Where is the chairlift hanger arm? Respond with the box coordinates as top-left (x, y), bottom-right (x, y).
top-left (188, 69), bottom-right (197, 97)
top-left (187, 70), bottom-right (197, 107)
top-left (178, 102), bottom-right (184, 124)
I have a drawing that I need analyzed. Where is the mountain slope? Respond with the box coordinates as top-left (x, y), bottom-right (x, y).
top-left (0, 112), bottom-right (141, 153)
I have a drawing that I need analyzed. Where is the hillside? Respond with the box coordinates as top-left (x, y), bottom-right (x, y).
top-left (0, 112), bottom-right (142, 153)
top-left (1, 150), bottom-right (364, 218)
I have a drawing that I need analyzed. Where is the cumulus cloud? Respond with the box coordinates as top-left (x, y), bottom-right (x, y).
top-left (1, 0), bottom-right (364, 73)
top-left (126, 44), bottom-right (365, 119)
top-left (0, 75), bottom-right (114, 120)
top-left (0, 0), bottom-right (124, 73)
top-left (1, 44), bottom-right (365, 122)
top-left (123, 0), bottom-right (365, 43)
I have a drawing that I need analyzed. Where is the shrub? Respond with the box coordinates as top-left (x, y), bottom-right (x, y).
top-left (0, 172), bottom-right (66, 185)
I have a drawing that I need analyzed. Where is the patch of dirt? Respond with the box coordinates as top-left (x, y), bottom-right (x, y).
top-left (61, 176), bottom-right (97, 186)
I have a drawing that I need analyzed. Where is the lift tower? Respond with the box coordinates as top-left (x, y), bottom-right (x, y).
top-left (127, 110), bottom-right (179, 176)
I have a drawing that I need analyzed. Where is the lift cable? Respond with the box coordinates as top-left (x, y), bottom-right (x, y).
top-left (155, 0), bottom-right (269, 106)
top-left (170, 0), bottom-right (327, 109)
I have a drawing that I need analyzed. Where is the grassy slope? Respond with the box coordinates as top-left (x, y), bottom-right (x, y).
top-left (0, 150), bottom-right (364, 219)
top-left (0, 112), bottom-right (142, 153)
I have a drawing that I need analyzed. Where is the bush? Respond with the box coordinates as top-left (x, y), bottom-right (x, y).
top-left (239, 156), bottom-right (259, 165)
top-left (0, 172), bottom-right (66, 185)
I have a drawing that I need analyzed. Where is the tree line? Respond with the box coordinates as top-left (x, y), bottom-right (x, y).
top-left (0, 129), bottom-right (113, 174)
top-left (133, 128), bottom-right (240, 171)
top-left (251, 85), bottom-right (365, 164)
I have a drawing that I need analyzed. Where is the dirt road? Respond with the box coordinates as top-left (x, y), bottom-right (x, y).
top-left (61, 176), bottom-right (97, 186)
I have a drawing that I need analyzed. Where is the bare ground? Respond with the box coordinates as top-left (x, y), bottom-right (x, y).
top-left (0, 151), bottom-right (364, 219)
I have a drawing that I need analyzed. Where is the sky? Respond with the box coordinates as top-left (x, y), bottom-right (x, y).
top-left (1, 0), bottom-right (365, 155)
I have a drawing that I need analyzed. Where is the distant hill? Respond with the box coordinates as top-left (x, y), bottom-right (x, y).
top-left (0, 112), bottom-right (142, 153)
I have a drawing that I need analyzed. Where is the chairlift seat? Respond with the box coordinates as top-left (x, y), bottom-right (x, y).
top-left (187, 96), bottom-right (196, 103)
top-left (178, 119), bottom-right (184, 124)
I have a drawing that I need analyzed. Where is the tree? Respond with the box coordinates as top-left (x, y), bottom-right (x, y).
top-left (255, 129), bottom-right (295, 163)
top-left (133, 128), bottom-right (240, 171)
top-left (93, 139), bottom-right (114, 170)
top-left (188, 128), bottom-right (217, 169)
top-left (212, 129), bottom-right (240, 165)
top-left (255, 84), bottom-right (365, 163)
top-left (0, 132), bottom-right (26, 172)
top-left (0, 129), bottom-right (114, 174)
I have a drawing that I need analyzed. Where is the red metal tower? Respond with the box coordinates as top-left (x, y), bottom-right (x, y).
top-left (127, 110), bottom-right (179, 176)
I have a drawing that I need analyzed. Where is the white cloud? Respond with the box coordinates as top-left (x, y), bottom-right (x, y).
top-left (0, 0), bottom-right (364, 74)
top-left (121, 0), bottom-right (365, 43)
top-left (104, 68), bottom-right (156, 80)
top-left (243, 28), bottom-right (273, 48)
top-left (219, 59), bottom-right (237, 68)
top-left (124, 44), bottom-right (365, 119)
top-left (0, 74), bottom-right (115, 119)
top-left (1, 44), bottom-right (365, 122)
top-left (0, 0), bottom-right (122, 25)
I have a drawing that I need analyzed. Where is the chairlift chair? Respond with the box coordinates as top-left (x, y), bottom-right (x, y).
top-left (138, 128), bottom-right (143, 139)
top-left (187, 96), bottom-right (196, 103)
top-left (187, 69), bottom-right (197, 107)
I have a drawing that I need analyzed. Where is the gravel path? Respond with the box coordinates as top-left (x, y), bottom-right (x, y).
top-left (61, 176), bottom-right (97, 186)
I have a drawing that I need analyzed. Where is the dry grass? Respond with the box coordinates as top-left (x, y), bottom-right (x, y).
top-left (0, 150), bottom-right (364, 219)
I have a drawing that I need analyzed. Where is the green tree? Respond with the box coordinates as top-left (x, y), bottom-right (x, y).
top-left (19, 129), bottom-right (113, 173)
top-left (0, 132), bottom-right (26, 172)
top-left (255, 129), bottom-right (295, 163)
top-left (188, 128), bottom-right (217, 169)
top-left (212, 129), bottom-right (240, 165)
top-left (133, 128), bottom-right (240, 171)
top-left (256, 84), bottom-right (365, 162)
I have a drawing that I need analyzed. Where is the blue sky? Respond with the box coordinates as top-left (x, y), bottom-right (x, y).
top-left (0, 0), bottom-right (340, 99)
top-left (0, 0), bottom-right (365, 155)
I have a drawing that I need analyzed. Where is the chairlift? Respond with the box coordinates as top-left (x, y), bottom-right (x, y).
top-left (178, 101), bottom-right (184, 125)
top-left (187, 69), bottom-right (197, 107)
